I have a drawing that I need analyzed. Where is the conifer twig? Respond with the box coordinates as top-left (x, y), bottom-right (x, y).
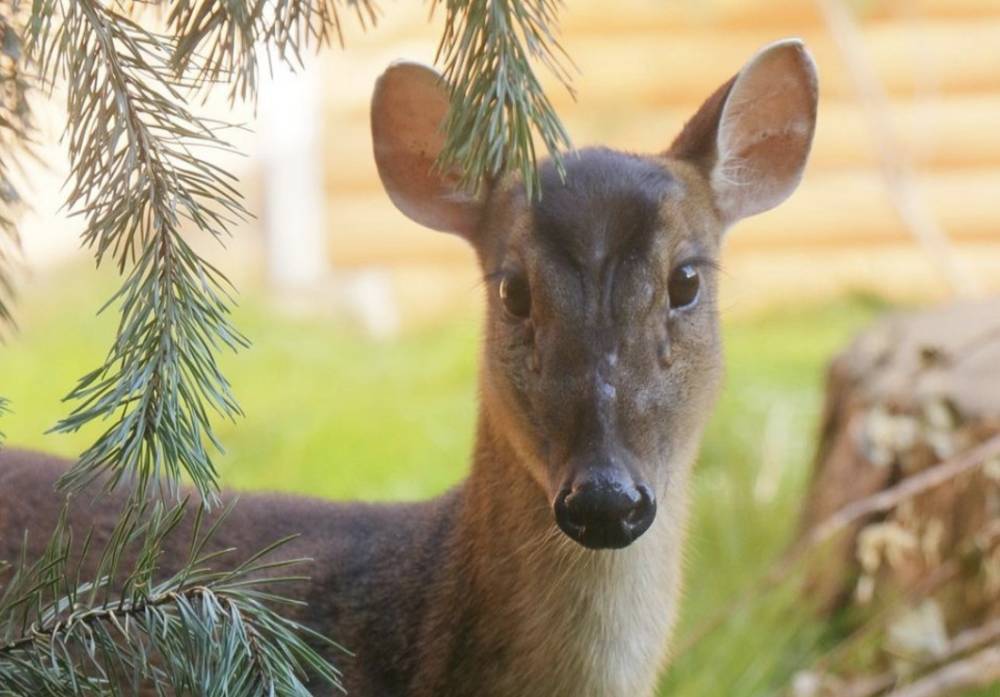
top-left (0, 1), bottom-right (31, 328)
top-left (434, 0), bottom-right (574, 197)
top-left (28, 0), bottom-right (250, 503)
top-left (0, 500), bottom-right (344, 695)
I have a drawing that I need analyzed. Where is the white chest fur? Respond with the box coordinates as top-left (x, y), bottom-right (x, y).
top-left (500, 517), bottom-right (682, 697)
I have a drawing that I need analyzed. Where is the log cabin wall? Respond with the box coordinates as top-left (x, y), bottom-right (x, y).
top-left (316, 0), bottom-right (1000, 324)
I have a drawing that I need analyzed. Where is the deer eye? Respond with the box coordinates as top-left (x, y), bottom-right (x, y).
top-left (668, 263), bottom-right (701, 309)
top-left (499, 273), bottom-right (531, 319)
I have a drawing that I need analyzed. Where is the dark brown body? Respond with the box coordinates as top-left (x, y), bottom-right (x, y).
top-left (0, 447), bottom-right (469, 696)
top-left (1, 422), bottom-right (677, 697)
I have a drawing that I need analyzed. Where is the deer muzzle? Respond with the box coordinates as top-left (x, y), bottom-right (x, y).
top-left (553, 464), bottom-right (657, 550)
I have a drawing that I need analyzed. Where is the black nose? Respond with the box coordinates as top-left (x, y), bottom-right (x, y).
top-left (553, 472), bottom-right (656, 549)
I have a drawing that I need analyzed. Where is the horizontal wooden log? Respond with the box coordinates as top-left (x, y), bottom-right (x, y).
top-left (320, 161), bottom-right (1000, 254)
top-left (716, 244), bottom-right (1000, 311)
top-left (322, 18), bottom-right (1000, 113)
top-left (559, 0), bottom-right (1000, 35)
top-left (322, 94), bottom-right (1000, 192)
top-left (730, 169), bottom-right (1000, 250)
top-left (547, 23), bottom-right (1000, 107)
top-left (313, 243), bottom-right (1000, 324)
top-left (567, 95), bottom-right (1000, 172)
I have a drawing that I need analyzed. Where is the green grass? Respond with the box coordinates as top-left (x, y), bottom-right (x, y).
top-left (0, 267), bottom-right (482, 501)
top-left (0, 266), bottom-right (916, 695)
top-left (663, 299), bottom-right (887, 697)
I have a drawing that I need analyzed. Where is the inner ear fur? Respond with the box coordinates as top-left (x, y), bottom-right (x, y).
top-left (668, 38), bottom-right (819, 227)
top-left (370, 61), bottom-right (482, 238)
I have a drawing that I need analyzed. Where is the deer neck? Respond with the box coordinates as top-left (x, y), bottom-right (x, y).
top-left (440, 411), bottom-right (691, 697)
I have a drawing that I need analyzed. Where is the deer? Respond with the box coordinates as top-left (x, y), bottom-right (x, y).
top-left (0, 38), bottom-right (818, 696)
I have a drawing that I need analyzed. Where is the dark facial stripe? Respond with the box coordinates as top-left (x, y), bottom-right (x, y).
top-left (532, 148), bottom-right (676, 276)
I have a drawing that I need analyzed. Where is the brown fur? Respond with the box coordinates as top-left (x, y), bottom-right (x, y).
top-left (0, 40), bottom-right (818, 696)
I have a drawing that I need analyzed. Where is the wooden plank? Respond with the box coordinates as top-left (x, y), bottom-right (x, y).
top-left (559, 95), bottom-right (1000, 171)
top-left (323, 170), bottom-right (1000, 267)
top-left (869, 0), bottom-right (1000, 20)
top-left (730, 169), bottom-right (1000, 250)
top-left (362, 242), bottom-right (1000, 323)
top-left (320, 18), bottom-right (1000, 116)
top-left (326, 194), bottom-right (475, 266)
top-left (559, 0), bottom-right (1000, 35)
top-left (547, 22), bottom-right (1000, 108)
top-left (322, 95), bottom-right (1000, 193)
top-left (717, 243), bottom-right (1000, 312)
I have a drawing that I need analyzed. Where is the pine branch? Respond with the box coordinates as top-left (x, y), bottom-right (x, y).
top-left (433, 0), bottom-right (574, 198)
top-left (167, 0), bottom-right (572, 196)
top-left (0, 500), bottom-right (344, 696)
top-left (0, 1), bottom-right (32, 328)
top-left (167, 0), bottom-right (379, 103)
top-left (0, 4), bottom-right (31, 439)
top-left (28, 0), bottom-right (250, 504)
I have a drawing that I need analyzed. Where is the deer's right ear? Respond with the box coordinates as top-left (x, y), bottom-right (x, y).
top-left (668, 39), bottom-right (818, 228)
top-left (371, 62), bottom-right (482, 240)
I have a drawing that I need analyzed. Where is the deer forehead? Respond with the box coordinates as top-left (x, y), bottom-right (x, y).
top-left (487, 149), bottom-right (720, 314)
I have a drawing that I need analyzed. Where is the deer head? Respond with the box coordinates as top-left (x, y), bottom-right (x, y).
top-left (371, 39), bottom-right (818, 549)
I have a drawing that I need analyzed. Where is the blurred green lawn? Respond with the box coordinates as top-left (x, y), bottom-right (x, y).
top-left (5, 266), bottom-right (983, 696)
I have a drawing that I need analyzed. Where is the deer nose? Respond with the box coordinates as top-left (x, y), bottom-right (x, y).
top-left (553, 471), bottom-right (656, 549)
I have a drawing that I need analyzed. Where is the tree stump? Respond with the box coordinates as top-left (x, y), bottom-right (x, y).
top-left (800, 299), bottom-right (1000, 635)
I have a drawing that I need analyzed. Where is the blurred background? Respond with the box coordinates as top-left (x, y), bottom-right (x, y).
top-left (1, 0), bottom-right (998, 695)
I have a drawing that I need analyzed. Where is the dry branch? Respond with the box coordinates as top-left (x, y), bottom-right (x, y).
top-left (884, 645), bottom-right (1000, 697)
top-left (803, 433), bottom-right (1000, 549)
top-left (813, 0), bottom-right (974, 296)
top-left (838, 619), bottom-right (1000, 697)
top-left (950, 618), bottom-right (1000, 658)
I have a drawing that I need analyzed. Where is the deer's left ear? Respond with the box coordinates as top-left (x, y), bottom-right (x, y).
top-left (669, 38), bottom-right (818, 227)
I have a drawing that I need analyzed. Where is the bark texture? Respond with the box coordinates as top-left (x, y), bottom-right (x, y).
top-left (801, 299), bottom-right (1000, 625)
